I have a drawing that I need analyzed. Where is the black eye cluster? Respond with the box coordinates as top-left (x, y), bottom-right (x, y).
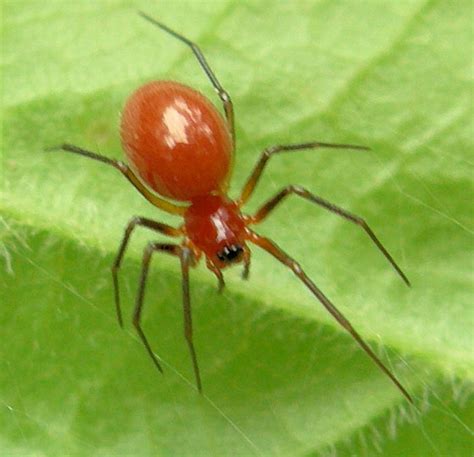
top-left (217, 244), bottom-right (243, 263)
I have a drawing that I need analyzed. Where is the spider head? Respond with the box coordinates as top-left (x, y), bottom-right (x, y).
top-left (216, 243), bottom-right (244, 265)
top-left (185, 194), bottom-right (249, 269)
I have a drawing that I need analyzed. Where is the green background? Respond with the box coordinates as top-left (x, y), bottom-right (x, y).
top-left (1, 1), bottom-right (472, 456)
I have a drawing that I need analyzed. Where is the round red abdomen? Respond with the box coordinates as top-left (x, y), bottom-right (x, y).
top-left (120, 81), bottom-right (233, 201)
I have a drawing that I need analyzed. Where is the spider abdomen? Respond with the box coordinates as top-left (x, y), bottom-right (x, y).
top-left (121, 81), bottom-right (233, 201)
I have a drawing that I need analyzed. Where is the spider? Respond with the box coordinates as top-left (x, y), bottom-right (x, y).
top-left (47, 12), bottom-right (412, 403)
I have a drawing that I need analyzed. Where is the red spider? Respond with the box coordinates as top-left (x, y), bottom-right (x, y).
top-left (48, 12), bottom-right (412, 402)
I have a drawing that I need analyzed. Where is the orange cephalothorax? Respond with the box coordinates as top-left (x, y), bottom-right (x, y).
top-left (184, 194), bottom-right (247, 268)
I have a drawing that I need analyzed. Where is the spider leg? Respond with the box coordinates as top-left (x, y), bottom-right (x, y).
top-left (180, 247), bottom-right (202, 392)
top-left (133, 242), bottom-right (202, 392)
top-left (45, 144), bottom-right (187, 215)
top-left (242, 246), bottom-right (251, 280)
top-left (112, 217), bottom-right (181, 327)
top-left (206, 258), bottom-right (225, 293)
top-left (248, 231), bottom-right (413, 404)
top-left (139, 12), bottom-right (235, 149)
top-left (238, 142), bottom-right (368, 206)
top-left (247, 185), bottom-right (410, 286)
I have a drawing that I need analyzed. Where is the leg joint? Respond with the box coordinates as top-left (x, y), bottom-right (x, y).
top-left (143, 241), bottom-right (157, 263)
top-left (219, 89), bottom-right (231, 104)
top-left (286, 184), bottom-right (305, 194)
top-left (290, 261), bottom-right (303, 275)
top-left (116, 161), bottom-right (128, 173)
top-left (123, 216), bottom-right (146, 238)
top-left (127, 215), bottom-right (143, 230)
top-left (264, 145), bottom-right (280, 157)
top-left (355, 215), bottom-right (367, 227)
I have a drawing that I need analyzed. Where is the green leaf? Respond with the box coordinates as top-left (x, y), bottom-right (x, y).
top-left (1, 1), bottom-right (472, 456)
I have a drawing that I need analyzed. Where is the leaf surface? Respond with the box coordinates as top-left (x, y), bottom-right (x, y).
top-left (1, 1), bottom-right (472, 456)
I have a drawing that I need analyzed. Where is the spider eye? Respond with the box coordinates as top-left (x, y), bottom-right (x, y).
top-left (216, 244), bottom-right (244, 263)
